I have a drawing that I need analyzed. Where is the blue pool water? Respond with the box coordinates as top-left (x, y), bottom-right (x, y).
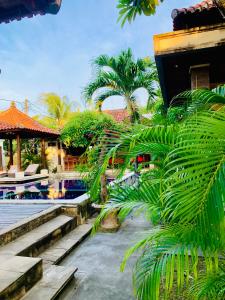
top-left (0, 178), bottom-right (87, 200)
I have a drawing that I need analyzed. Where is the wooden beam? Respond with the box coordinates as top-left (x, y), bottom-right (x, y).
top-left (9, 139), bottom-right (13, 166)
top-left (16, 134), bottom-right (21, 171)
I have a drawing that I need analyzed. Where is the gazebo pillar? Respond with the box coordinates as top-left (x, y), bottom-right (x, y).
top-left (57, 140), bottom-right (62, 172)
top-left (0, 146), bottom-right (3, 171)
top-left (16, 134), bottom-right (21, 171)
top-left (9, 139), bottom-right (13, 166)
top-left (41, 138), bottom-right (46, 169)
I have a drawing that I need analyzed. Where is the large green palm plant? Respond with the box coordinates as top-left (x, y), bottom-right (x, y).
top-left (90, 88), bottom-right (225, 299)
top-left (83, 49), bottom-right (157, 124)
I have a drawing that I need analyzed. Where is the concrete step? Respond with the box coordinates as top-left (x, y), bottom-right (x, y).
top-left (21, 265), bottom-right (77, 300)
top-left (40, 223), bottom-right (92, 268)
top-left (0, 205), bottom-right (62, 247)
top-left (0, 215), bottom-right (77, 257)
top-left (0, 255), bottom-right (42, 300)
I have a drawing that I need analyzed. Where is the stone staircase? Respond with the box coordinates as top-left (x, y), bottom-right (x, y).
top-left (0, 205), bottom-right (93, 300)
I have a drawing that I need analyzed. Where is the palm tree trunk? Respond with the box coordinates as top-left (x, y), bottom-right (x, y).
top-left (125, 96), bottom-right (140, 124)
top-left (100, 172), bottom-right (108, 203)
top-left (125, 96), bottom-right (140, 174)
top-left (99, 136), bottom-right (108, 203)
top-left (98, 103), bottom-right (102, 112)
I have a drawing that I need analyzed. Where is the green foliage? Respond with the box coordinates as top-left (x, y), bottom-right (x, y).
top-left (90, 88), bottom-right (225, 299)
top-left (61, 111), bottom-right (120, 148)
top-left (83, 49), bottom-right (158, 124)
top-left (151, 87), bottom-right (225, 125)
top-left (117, 0), bottom-right (164, 26)
top-left (21, 139), bottom-right (41, 169)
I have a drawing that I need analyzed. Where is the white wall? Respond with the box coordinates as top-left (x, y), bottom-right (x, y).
top-left (0, 140), bottom-right (6, 169)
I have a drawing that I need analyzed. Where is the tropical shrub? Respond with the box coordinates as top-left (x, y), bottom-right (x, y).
top-left (61, 111), bottom-right (121, 148)
top-left (90, 88), bottom-right (225, 299)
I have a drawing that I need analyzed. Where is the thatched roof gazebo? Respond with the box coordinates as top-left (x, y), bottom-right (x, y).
top-left (0, 102), bottom-right (60, 171)
top-left (0, 0), bottom-right (62, 24)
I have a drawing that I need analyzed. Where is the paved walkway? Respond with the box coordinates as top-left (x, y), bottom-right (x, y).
top-left (60, 216), bottom-right (150, 300)
top-left (0, 204), bottom-right (52, 230)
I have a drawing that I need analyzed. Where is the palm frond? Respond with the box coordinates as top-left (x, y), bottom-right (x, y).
top-left (164, 110), bottom-right (225, 250)
top-left (212, 84), bottom-right (225, 97)
top-left (83, 71), bottom-right (122, 102)
top-left (83, 49), bottom-right (158, 120)
top-left (89, 124), bottom-right (178, 200)
top-left (94, 89), bottom-right (123, 109)
top-left (188, 270), bottom-right (225, 300)
top-left (117, 0), bottom-right (163, 26)
top-left (171, 89), bottom-right (225, 116)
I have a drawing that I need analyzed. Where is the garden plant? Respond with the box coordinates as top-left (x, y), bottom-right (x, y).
top-left (90, 88), bottom-right (225, 299)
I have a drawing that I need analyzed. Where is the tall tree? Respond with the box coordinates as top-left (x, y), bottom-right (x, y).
top-left (83, 49), bottom-right (157, 124)
top-left (39, 93), bottom-right (75, 129)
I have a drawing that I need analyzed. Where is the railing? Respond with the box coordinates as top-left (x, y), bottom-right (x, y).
top-left (109, 172), bottom-right (139, 188)
top-left (64, 155), bottom-right (87, 171)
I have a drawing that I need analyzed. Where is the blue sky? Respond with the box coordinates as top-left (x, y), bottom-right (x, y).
top-left (0, 0), bottom-right (195, 114)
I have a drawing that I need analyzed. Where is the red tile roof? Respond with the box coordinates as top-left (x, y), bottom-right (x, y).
top-left (0, 121), bottom-right (17, 131)
top-left (0, 102), bottom-right (59, 137)
top-left (172, 0), bottom-right (223, 30)
top-left (103, 109), bottom-right (129, 123)
top-left (0, 0), bottom-right (62, 24)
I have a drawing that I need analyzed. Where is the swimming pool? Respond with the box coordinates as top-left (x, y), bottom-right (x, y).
top-left (0, 178), bottom-right (87, 200)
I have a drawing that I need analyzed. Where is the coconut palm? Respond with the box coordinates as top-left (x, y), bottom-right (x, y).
top-left (117, 0), bottom-right (164, 26)
top-left (83, 49), bottom-right (157, 124)
top-left (39, 93), bottom-right (76, 129)
top-left (90, 88), bottom-right (225, 299)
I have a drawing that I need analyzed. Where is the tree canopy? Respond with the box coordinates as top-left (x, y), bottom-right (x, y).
top-left (61, 111), bottom-right (120, 148)
top-left (37, 93), bottom-right (77, 130)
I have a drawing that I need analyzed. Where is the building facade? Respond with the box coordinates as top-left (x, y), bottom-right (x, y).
top-left (154, 0), bottom-right (225, 107)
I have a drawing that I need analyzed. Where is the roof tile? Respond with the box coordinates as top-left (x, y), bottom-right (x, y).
top-left (103, 109), bottom-right (129, 122)
top-left (172, 0), bottom-right (223, 30)
top-left (0, 102), bottom-right (59, 136)
top-left (0, 0), bottom-right (62, 24)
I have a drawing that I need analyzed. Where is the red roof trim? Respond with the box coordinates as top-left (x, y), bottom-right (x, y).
top-left (172, 0), bottom-right (223, 30)
top-left (0, 0), bottom-right (62, 24)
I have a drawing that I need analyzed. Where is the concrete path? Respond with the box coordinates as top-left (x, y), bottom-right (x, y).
top-left (59, 216), bottom-right (151, 300)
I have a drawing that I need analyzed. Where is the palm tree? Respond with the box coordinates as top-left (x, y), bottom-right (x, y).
top-left (117, 0), bottom-right (164, 26)
top-left (83, 49), bottom-right (157, 124)
top-left (90, 88), bottom-right (225, 299)
top-left (39, 93), bottom-right (76, 129)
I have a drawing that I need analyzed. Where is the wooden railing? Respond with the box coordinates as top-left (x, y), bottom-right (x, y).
top-left (64, 155), bottom-right (87, 171)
